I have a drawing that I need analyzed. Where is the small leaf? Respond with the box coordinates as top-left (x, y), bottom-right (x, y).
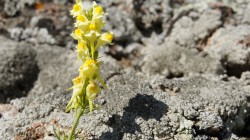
top-left (53, 126), bottom-right (61, 140)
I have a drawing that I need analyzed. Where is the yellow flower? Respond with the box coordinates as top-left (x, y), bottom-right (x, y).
top-left (79, 59), bottom-right (98, 80)
top-left (84, 29), bottom-right (101, 57)
top-left (76, 41), bottom-right (87, 50)
top-left (70, 3), bottom-right (83, 17)
top-left (101, 32), bottom-right (113, 42)
top-left (73, 76), bottom-right (82, 85)
top-left (66, 76), bottom-right (84, 112)
top-left (92, 2), bottom-right (104, 19)
top-left (88, 22), bottom-right (97, 30)
top-left (85, 30), bottom-right (101, 46)
top-left (67, 0), bottom-right (111, 115)
top-left (86, 81), bottom-right (101, 112)
top-left (75, 15), bottom-right (89, 29)
top-left (77, 15), bottom-right (87, 22)
top-left (71, 77), bottom-right (84, 97)
top-left (72, 84), bottom-right (83, 97)
top-left (71, 28), bottom-right (83, 41)
top-left (86, 82), bottom-right (100, 101)
top-left (76, 41), bottom-right (89, 62)
top-left (88, 20), bottom-right (103, 32)
top-left (79, 60), bottom-right (107, 90)
top-left (96, 32), bottom-right (114, 48)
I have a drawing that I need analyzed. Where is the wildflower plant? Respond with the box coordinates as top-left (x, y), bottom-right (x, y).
top-left (54, 0), bottom-right (113, 139)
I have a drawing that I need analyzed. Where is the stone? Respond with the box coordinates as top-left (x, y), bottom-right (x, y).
top-left (1, 73), bottom-right (249, 139)
top-left (0, 104), bottom-right (18, 119)
top-left (141, 42), bottom-right (224, 77)
top-left (27, 44), bottom-right (122, 98)
top-left (132, 0), bottom-right (172, 35)
top-left (242, 3), bottom-right (250, 24)
top-left (27, 44), bottom-right (78, 97)
top-left (1, 0), bottom-right (250, 139)
top-left (165, 9), bottom-right (222, 49)
top-left (4, 0), bottom-right (36, 16)
top-left (0, 36), bottom-right (38, 103)
top-left (104, 7), bottom-right (142, 44)
top-left (9, 27), bottom-right (56, 45)
top-left (204, 25), bottom-right (250, 77)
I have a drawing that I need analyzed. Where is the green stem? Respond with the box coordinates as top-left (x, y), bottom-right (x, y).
top-left (91, 45), bottom-right (95, 59)
top-left (68, 108), bottom-right (84, 140)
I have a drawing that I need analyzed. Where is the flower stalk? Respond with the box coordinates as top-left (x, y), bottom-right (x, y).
top-left (54, 0), bottom-right (113, 139)
top-left (68, 108), bottom-right (84, 140)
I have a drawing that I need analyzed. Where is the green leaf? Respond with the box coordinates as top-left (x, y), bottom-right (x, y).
top-left (53, 126), bottom-right (61, 140)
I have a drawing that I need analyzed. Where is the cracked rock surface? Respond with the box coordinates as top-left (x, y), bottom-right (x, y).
top-left (1, 71), bottom-right (250, 139)
top-left (0, 36), bottom-right (38, 103)
top-left (0, 0), bottom-right (250, 139)
top-left (204, 25), bottom-right (250, 77)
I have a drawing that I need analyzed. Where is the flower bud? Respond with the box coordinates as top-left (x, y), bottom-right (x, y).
top-left (86, 82), bottom-right (100, 112)
top-left (70, 4), bottom-right (82, 17)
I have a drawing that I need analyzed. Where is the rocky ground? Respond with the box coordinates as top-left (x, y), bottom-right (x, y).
top-left (0, 0), bottom-right (250, 139)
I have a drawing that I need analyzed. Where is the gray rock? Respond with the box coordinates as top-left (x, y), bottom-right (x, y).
top-left (0, 91), bottom-right (71, 139)
top-left (9, 27), bottom-right (56, 45)
top-left (218, 0), bottom-right (249, 25)
top-left (104, 7), bottom-right (142, 44)
top-left (149, 76), bottom-right (249, 138)
top-left (28, 44), bottom-right (122, 98)
top-left (132, 0), bottom-right (172, 34)
top-left (141, 42), bottom-right (224, 77)
top-left (0, 36), bottom-right (38, 103)
top-left (173, 0), bottom-right (247, 14)
top-left (204, 25), bottom-right (250, 77)
top-left (241, 71), bottom-right (250, 85)
top-left (0, 72), bottom-right (249, 139)
top-left (27, 44), bottom-right (78, 97)
top-left (4, 0), bottom-right (35, 16)
top-left (9, 27), bottom-right (23, 41)
top-left (1, 1), bottom-right (250, 140)
top-left (242, 3), bottom-right (250, 24)
top-left (166, 9), bottom-right (222, 49)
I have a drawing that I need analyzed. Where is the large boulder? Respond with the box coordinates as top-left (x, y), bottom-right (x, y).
top-left (0, 36), bottom-right (38, 103)
top-left (204, 25), bottom-right (250, 77)
top-left (27, 44), bottom-right (79, 97)
top-left (4, 0), bottom-right (35, 16)
top-left (0, 71), bottom-right (249, 139)
top-left (28, 44), bottom-right (122, 97)
top-left (104, 7), bottom-right (142, 44)
top-left (140, 42), bottom-right (224, 78)
top-left (132, 0), bottom-right (172, 34)
top-left (165, 9), bottom-right (222, 49)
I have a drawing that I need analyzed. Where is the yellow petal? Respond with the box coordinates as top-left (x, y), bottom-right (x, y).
top-left (92, 2), bottom-right (105, 19)
top-left (71, 28), bottom-right (83, 41)
top-left (75, 28), bottom-right (82, 36)
top-left (72, 76), bottom-right (82, 85)
top-left (93, 6), bottom-right (104, 18)
top-left (96, 32), bottom-right (113, 48)
top-left (77, 41), bottom-right (87, 50)
top-left (102, 32), bottom-right (113, 42)
top-left (70, 4), bottom-right (83, 17)
top-left (86, 82), bottom-right (100, 101)
top-left (73, 4), bottom-right (81, 12)
top-left (80, 59), bottom-right (99, 80)
top-left (85, 30), bottom-right (101, 47)
top-left (76, 15), bottom-right (87, 22)
top-left (88, 22), bottom-right (97, 30)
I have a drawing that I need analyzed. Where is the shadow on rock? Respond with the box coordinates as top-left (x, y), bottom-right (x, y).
top-left (0, 40), bottom-right (40, 103)
top-left (236, 95), bottom-right (250, 138)
top-left (100, 94), bottom-right (168, 140)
